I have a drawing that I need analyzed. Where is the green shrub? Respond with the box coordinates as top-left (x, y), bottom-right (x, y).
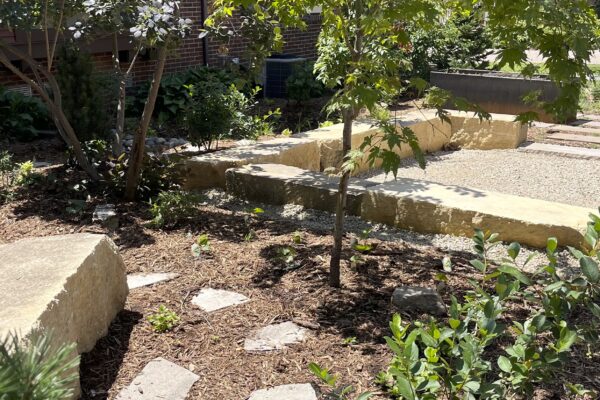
top-left (56, 45), bottom-right (117, 141)
top-left (149, 190), bottom-right (203, 228)
top-left (147, 305), bottom-right (180, 333)
top-left (286, 61), bottom-right (325, 103)
top-left (0, 332), bottom-right (79, 400)
top-left (378, 211), bottom-right (600, 399)
top-left (408, 9), bottom-right (493, 80)
top-left (0, 152), bottom-right (41, 203)
top-left (183, 84), bottom-right (278, 149)
top-left (0, 87), bottom-right (50, 141)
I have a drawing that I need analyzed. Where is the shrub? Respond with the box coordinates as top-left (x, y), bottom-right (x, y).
top-left (0, 152), bottom-right (41, 203)
top-left (191, 233), bottom-right (211, 257)
top-left (408, 9), bottom-right (493, 80)
top-left (0, 332), bottom-right (79, 400)
top-left (0, 87), bottom-right (50, 141)
top-left (378, 211), bottom-right (600, 399)
top-left (147, 305), bottom-right (180, 333)
top-left (183, 84), bottom-right (279, 150)
top-left (56, 45), bottom-right (117, 141)
top-left (149, 190), bottom-right (203, 228)
top-left (286, 61), bottom-right (325, 103)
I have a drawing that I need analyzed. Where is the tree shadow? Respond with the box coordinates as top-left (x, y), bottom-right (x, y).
top-left (253, 243), bottom-right (331, 288)
top-left (79, 310), bottom-right (142, 400)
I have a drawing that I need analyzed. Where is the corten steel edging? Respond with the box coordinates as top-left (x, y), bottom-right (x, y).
top-left (430, 70), bottom-right (574, 123)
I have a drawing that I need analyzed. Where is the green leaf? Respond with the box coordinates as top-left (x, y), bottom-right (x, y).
top-left (356, 392), bottom-right (374, 400)
top-left (497, 264), bottom-right (531, 285)
top-left (580, 257), bottom-right (600, 283)
top-left (547, 237), bottom-right (558, 253)
top-left (395, 374), bottom-right (415, 400)
top-left (507, 242), bottom-right (521, 260)
top-left (470, 259), bottom-right (486, 272)
top-left (498, 356), bottom-right (512, 372)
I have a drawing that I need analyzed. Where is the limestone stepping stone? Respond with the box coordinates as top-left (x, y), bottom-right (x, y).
top-left (244, 321), bottom-right (307, 352)
top-left (547, 124), bottom-right (600, 136)
top-left (191, 288), bottom-right (249, 312)
top-left (392, 286), bottom-right (445, 316)
top-left (127, 272), bottom-right (179, 289)
top-left (248, 383), bottom-right (318, 400)
top-left (547, 132), bottom-right (600, 144)
top-left (519, 142), bottom-right (600, 160)
top-left (116, 357), bottom-right (199, 400)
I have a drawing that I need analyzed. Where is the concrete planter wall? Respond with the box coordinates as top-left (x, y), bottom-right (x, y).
top-left (430, 69), bottom-right (573, 123)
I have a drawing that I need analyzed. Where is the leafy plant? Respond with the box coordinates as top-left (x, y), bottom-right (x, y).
top-left (191, 233), bottom-right (211, 257)
top-left (147, 305), bottom-right (180, 333)
top-left (292, 231), bottom-right (303, 244)
top-left (378, 210), bottom-right (600, 399)
top-left (0, 87), bottom-right (50, 141)
top-left (0, 332), bottom-right (80, 400)
top-left (276, 246), bottom-right (298, 268)
top-left (309, 362), bottom-right (373, 400)
top-left (149, 190), bottom-right (202, 228)
top-left (286, 61), bottom-right (325, 103)
top-left (352, 229), bottom-right (377, 254)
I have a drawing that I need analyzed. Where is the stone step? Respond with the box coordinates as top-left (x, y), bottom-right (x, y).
top-left (184, 137), bottom-right (320, 190)
top-left (519, 142), bottom-right (600, 160)
top-left (244, 321), bottom-right (307, 352)
top-left (225, 164), bottom-right (592, 249)
top-left (547, 124), bottom-right (600, 136)
top-left (547, 133), bottom-right (600, 144)
top-left (116, 358), bottom-right (199, 400)
top-left (0, 234), bottom-right (128, 398)
top-left (191, 288), bottom-right (250, 313)
top-left (225, 163), bottom-right (376, 216)
top-left (127, 272), bottom-right (179, 289)
top-left (361, 177), bottom-right (592, 249)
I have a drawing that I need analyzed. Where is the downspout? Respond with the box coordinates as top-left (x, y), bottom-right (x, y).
top-left (200, 0), bottom-right (209, 66)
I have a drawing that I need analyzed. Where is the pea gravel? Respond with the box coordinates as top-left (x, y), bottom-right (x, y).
top-left (360, 149), bottom-right (600, 209)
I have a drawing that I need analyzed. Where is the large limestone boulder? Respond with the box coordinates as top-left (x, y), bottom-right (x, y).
top-left (0, 234), bottom-right (128, 397)
top-left (449, 112), bottom-right (528, 150)
top-left (361, 178), bottom-right (592, 248)
top-left (225, 163), bottom-right (374, 216)
top-left (184, 137), bottom-right (320, 190)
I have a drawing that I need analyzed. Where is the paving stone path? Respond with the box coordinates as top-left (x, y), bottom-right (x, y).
top-left (115, 357), bottom-right (199, 400)
top-left (547, 132), bottom-right (600, 144)
top-left (191, 287), bottom-right (250, 312)
top-left (519, 142), bottom-right (600, 160)
top-left (127, 273), bottom-right (179, 289)
top-left (244, 321), bottom-right (307, 352)
top-left (248, 383), bottom-right (318, 400)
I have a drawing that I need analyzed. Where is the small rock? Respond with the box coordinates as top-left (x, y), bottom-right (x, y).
top-left (391, 286), bottom-right (446, 316)
top-left (191, 288), bottom-right (249, 312)
top-left (116, 357), bottom-right (199, 400)
top-left (248, 384), bottom-right (317, 400)
top-left (244, 321), bottom-right (307, 352)
top-left (33, 161), bottom-right (51, 168)
top-left (92, 204), bottom-right (119, 230)
top-left (236, 139), bottom-right (256, 147)
top-left (155, 137), bottom-right (166, 145)
top-left (127, 272), bottom-right (179, 289)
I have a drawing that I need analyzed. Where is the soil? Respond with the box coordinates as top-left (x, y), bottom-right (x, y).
top-left (1, 160), bottom-right (599, 400)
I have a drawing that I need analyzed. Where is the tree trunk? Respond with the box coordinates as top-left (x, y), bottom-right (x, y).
top-left (329, 108), bottom-right (354, 288)
top-left (124, 46), bottom-right (168, 201)
top-left (111, 33), bottom-right (125, 156)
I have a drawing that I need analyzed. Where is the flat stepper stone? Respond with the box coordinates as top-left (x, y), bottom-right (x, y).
top-left (546, 132), bottom-right (600, 144)
top-left (191, 288), bottom-right (249, 312)
top-left (248, 383), bottom-right (318, 400)
top-left (225, 163), bottom-right (376, 216)
top-left (127, 272), bottom-right (179, 289)
top-left (361, 177), bottom-right (593, 249)
top-left (519, 142), bottom-right (600, 160)
top-left (391, 286), bottom-right (445, 316)
top-left (244, 321), bottom-right (307, 352)
top-left (184, 137), bottom-right (320, 190)
top-left (116, 357), bottom-right (199, 400)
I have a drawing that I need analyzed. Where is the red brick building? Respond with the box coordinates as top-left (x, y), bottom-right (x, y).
top-left (0, 0), bottom-right (322, 90)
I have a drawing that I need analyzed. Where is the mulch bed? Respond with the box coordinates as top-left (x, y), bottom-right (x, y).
top-left (1, 164), bottom-right (599, 399)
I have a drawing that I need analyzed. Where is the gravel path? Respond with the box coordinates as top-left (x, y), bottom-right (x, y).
top-left (359, 149), bottom-right (600, 209)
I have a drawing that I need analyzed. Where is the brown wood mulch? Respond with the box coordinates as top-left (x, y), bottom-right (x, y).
top-left (1, 166), bottom-right (599, 400)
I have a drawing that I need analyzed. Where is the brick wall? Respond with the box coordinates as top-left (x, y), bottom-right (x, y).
top-left (0, 1), bottom-right (321, 88)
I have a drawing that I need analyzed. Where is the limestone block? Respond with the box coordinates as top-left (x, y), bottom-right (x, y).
top-left (225, 163), bottom-right (374, 216)
top-left (297, 121), bottom-right (380, 170)
top-left (0, 234), bottom-right (128, 398)
top-left (184, 137), bottom-right (320, 190)
top-left (361, 178), bottom-right (592, 248)
top-left (248, 384), bottom-right (318, 400)
top-left (449, 112), bottom-right (528, 149)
